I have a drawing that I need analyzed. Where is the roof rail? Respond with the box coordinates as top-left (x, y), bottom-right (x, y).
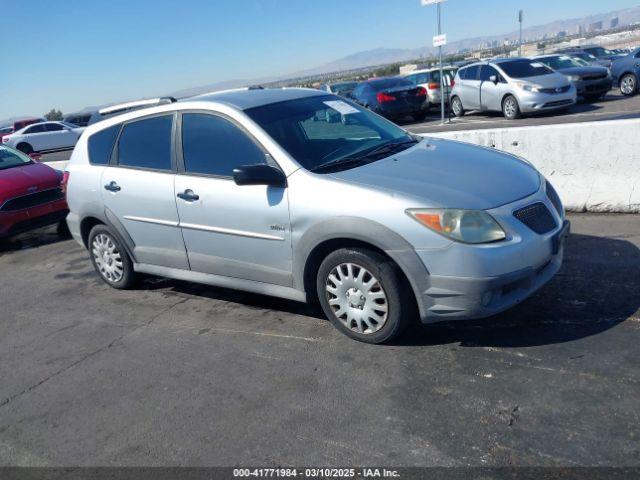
top-left (98, 97), bottom-right (176, 116)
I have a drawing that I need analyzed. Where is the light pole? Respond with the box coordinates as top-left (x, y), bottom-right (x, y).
top-left (421, 0), bottom-right (448, 124)
top-left (519, 10), bottom-right (523, 56)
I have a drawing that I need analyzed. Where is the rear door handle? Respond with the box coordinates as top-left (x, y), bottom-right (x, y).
top-left (104, 181), bottom-right (121, 192)
top-left (177, 189), bottom-right (199, 201)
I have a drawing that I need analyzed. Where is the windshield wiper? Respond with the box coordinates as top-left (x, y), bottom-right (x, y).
top-left (310, 138), bottom-right (419, 173)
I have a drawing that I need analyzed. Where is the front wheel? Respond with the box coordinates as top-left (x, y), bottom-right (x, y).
top-left (451, 96), bottom-right (465, 117)
top-left (502, 95), bottom-right (521, 120)
top-left (316, 248), bottom-right (413, 344)
top-left (88, 225), bottom-right (138, 289)
top-left (620, 74), bottom-right (637, 96)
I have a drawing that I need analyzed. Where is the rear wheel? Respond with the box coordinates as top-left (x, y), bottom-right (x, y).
top-left (620, 74), bottom-right (637, 96)
top-left (16, 143), bottom-right (33, 154)
top-left (502, 95), bottom-right (521, 120)
top-left (451, 96), bottom-right (465, 117)
top-left (88, 225), bottom-right (138, 289)
top-left (316, 248), bottom-right (413, 344)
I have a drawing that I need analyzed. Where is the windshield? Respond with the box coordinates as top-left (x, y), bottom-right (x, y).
top-left (539, 55), bottom-right (584, 70)
top-left (0, 145), bottom-right (32, 170)
top-left (586, 47), bottom-right (613, 57)
top-left (499, 59), bottom-right (554, 78)
top-left (245, 94), bottom-right (414, 172)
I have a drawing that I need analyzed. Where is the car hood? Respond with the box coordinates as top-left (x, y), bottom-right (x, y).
top-left (0, 162), bottom-right (61, 202)
top-left (556, 66), bottom-right (609, 76)
top-left (517, 72), bottom-right (571, 88)
top-left (329, 138), bottom-right (540, 210)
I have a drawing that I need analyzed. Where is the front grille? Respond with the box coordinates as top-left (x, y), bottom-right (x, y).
top-left (546, 181), bottom-right (563, 216)
top-left (513, 202), bottom-right (557, 234)
top-left (539, 85), bottom-right (571, 94)
top-left (0, 188), bottom-right (64, 212)
top-left (583, 73), bottom-right (608, 81)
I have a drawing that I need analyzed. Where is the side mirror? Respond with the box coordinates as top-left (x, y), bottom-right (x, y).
top-left (489, 75), bottom-right (498, 84)
top-left (233, 164), bottom-right (287, 188)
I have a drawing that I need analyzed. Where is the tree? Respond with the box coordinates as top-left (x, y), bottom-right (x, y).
top-left (44, 109), bottom-right (63, 121)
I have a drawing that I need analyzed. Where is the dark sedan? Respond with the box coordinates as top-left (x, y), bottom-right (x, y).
top-left (535, 54), bottom-right (612, 101)
top-left (350, 77), bottom-right (429, 122)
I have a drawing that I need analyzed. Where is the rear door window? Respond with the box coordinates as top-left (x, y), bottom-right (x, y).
top-left (117, 115), bottom-right (173, 170)
top-left (88, 124), bottom-right (121, 165)
top-left (45, 123), bottom-right (64, 132)
top-left (464, 66), bottom-right (480, 80)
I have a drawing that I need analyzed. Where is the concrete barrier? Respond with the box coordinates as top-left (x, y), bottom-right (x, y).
top-left (425, 118), bottom-right (640, 213)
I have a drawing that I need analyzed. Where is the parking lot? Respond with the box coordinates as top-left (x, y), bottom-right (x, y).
top-left (403, 90), bottom-right (640, 134)
top-left (0, 213), bottom-right (638, 466)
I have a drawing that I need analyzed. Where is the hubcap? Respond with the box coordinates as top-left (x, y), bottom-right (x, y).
top-left (325, 263), bottom-right (389, 335)
top-left (622, 76), bottom-right (635, 95)
top-left (505, 98), bottom-right (517, 117)
top-left (453, 99), bottom-right (461, 114)
top-left (92, 233), bottom-right (124, 283)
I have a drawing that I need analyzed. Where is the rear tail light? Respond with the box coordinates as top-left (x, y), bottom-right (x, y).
top-left (428, 82), bottom-right (440, 90)
top-left (28, 152), bottom-right (42, 162)
top-left (61, 171), bottom-right (70, 194)
top-left (450, 79), bottom-right (455, 88)
top-left (415, 87), bottom-right (427, 97)
top-left (376, 92), bottom-right (396, 103)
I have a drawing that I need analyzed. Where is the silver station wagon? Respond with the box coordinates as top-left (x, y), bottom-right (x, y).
top-left (65, 88), bottom-right (569, 344)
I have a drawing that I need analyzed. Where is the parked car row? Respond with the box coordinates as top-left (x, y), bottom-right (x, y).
top-left (318, 45), bottom-right (638, 123)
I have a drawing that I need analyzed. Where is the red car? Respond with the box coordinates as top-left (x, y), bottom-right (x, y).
top-left (0, 144), bottom-right (68, 239)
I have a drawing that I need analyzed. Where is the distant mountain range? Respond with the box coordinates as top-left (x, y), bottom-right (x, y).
top-left (3, 5), bottom-right (640, 123)
top-left (166, 6), bottom-right (640, 99)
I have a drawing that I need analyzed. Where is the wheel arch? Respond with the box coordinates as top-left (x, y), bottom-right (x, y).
top-left (295, 217), bottom-right (429, 318)
top-left (16, 142), bottom-right (33, 153)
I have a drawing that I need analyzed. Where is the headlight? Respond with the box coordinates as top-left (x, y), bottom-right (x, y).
top-left (566, 75), bottom-right (582, 82)
top-left (515, 82), bottom-right (541, 92)
top-left (406, 209), bottom-right (506, 244)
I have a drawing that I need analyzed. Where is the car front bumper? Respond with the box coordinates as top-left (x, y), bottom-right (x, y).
top-left (576, 78), bottom-right (613, 96)
top-left (409, 187), bottom-right (568, 324)
top-left (517, 88), bottom-right (577, 113)
top-left (0, 199), bottom-right (69, 238)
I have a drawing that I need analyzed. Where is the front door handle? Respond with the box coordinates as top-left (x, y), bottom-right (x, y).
top-left (104, 181), bottom-right (121, 192)
top-left (177, 189), bottom-right (199, 201)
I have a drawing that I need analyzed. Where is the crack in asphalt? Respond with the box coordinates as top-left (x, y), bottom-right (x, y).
top-left (0, 298), bottom-right (189, 410)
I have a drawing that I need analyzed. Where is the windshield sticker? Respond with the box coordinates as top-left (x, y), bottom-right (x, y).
top-left (530, 62), bottom-right (545, 68)
top-left (323, 100), bottom-right (359, 115)
top-left (559, 56), bottom-right (572, 61)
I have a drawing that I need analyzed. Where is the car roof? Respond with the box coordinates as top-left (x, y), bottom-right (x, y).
top-left (191, 88), bottom-right (327, 110)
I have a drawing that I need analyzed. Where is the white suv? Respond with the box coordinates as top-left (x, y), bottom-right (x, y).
top-left (2, 121), bottom-right (85, 155)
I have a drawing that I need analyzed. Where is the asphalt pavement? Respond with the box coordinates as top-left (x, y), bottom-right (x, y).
top-left (0, 214), bottom-right (638, 467)
top-left (403, 91), bottom-right (640, 134)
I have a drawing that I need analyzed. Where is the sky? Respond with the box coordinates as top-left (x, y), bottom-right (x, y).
top-left (2, 0), bottom-right (638, 119)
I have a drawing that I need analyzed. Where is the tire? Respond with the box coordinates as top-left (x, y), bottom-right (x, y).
top-left (17, 143), bottom-right (33, 154)
top-left (412, 112), bottom-right (428, 122)
top-left (88, 225), bottom-right (138, 289)
top-left (451, 96), bottom-right (465, 117)
top-left (502, 95), bottom-right (521, 120)
top-left (620, 73), bottom-right (637, 96)
top-left (316, 248), bottom-right (414, 344)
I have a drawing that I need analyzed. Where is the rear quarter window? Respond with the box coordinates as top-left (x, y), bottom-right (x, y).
top-left (88, 124), bottom-right (121, 165)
